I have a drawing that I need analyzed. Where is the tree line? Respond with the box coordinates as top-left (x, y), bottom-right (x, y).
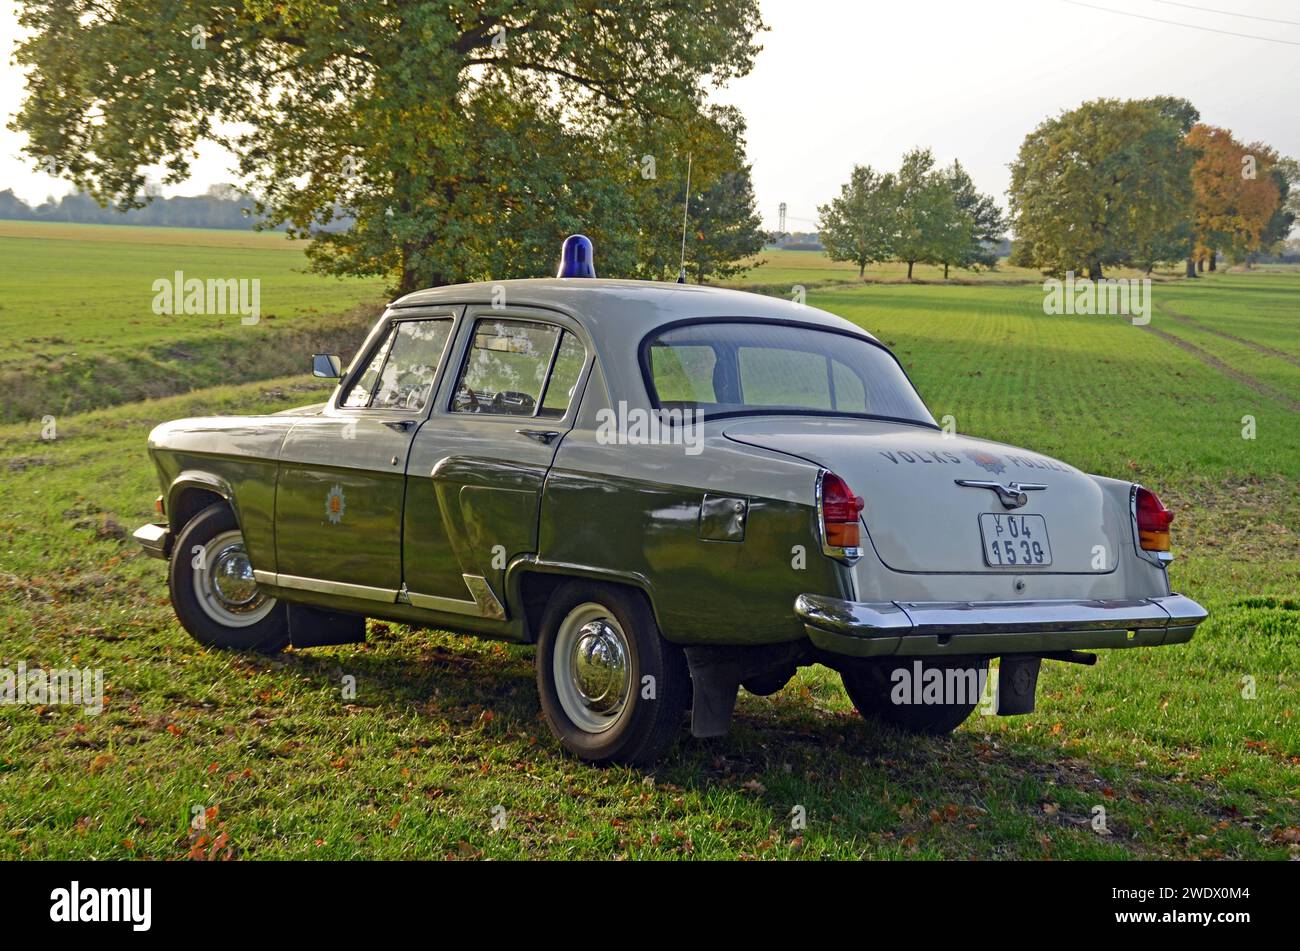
top-left (11, 2), bottom-right (1293, 289)
top-left (0, 185), bottom-right (282, 230)
top-left (819, 96), bottom-right (1297, 281)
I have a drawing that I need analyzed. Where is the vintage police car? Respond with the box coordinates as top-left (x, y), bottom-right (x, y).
top-left (134, 237), bottom-right (1207, 765)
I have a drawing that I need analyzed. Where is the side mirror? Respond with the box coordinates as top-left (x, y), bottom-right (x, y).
top-left (312, 353), bottom-right (343, 379)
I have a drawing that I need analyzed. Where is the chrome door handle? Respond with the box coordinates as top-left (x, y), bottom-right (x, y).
top-left (383, 419), bottom-right (417, 432)
top-left (516, 429), bottom-right (561, 445)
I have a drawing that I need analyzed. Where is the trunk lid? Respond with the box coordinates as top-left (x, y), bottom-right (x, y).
top-left (724, 418), bottom-right (1119, 574)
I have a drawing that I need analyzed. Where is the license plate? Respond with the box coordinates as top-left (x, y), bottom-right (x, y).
top-left (979, 513), bottom-right (1052, 567)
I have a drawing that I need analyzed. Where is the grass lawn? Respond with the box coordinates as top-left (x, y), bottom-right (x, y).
top-left (0, 257), bottom-right (1295, 859)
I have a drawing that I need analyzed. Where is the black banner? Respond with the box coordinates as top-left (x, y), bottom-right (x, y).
top-left (3, 859), bottom-right (1285, 937)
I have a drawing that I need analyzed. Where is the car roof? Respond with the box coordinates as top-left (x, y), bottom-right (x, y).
top-left (389, 278), bottom-right (878, 343)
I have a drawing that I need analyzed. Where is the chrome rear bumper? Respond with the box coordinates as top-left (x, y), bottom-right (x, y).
top-left (795, 593), bottom-right (1207, 658)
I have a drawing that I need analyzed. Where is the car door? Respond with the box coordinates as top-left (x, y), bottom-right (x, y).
top-left (273, 312), bottom-right (458, 600)
top-left (402, 308), bottom-right (590, 617)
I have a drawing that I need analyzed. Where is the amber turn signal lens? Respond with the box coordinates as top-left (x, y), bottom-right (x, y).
top-left (154, 495), bottom-right (165, 516)
top-left (826, 521), bottom-right (860, 548)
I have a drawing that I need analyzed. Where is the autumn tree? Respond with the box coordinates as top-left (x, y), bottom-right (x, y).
top-left (1187, 125), bottom-right (1282, 271)
top-left (1008, 97), bottom-right (1196, 278)
top-left (11, 0), bottom-right (765, 292)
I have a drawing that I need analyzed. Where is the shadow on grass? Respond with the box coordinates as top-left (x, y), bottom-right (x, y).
top-left (248, 631), bottom-right (1288, 859)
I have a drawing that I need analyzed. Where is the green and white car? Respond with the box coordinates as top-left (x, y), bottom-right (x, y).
top-left (135, 262), bottom-right (1207, 765)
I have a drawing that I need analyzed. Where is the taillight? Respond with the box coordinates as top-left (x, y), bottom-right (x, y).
top-left (819, 471), bottom-right (864, 561)
top-left (1135, 486), bottom-right (1173, 552)
top-left (154, 495), bottom-right (166, 517)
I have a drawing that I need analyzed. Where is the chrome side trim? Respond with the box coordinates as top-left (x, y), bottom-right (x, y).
top-left (406, 591), bottom-right (482, 615)
top-left (462, 574), bottom-right (507, 620)
top-left (254, 570), bottom-right (507, 619)
top-left (406, 574), bottom-right (507, 620)
top-left (257, 572), bottom-right (398, 603)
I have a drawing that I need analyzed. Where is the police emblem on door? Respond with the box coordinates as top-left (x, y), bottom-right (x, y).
top-left (325, 484), bottom-right (346, 524)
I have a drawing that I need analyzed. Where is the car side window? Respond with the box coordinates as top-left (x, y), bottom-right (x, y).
top-left (340, 328), bottom-right (396, 408)
top-left (538, 331), bottom-right (586, 418)
top-left (371, 319), bottom-right (454, 411)
top-left (453, 319), bottom-right (584, 417)
top-left (339, 318), bottom-right (453, 410)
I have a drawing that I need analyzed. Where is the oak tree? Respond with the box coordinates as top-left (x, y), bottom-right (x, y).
top-left (1007, 97), bottom-right (1195, 278)
top-left (12, 0), bottom-right (765, 292)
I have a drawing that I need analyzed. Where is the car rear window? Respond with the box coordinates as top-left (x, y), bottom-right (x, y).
top-left (645, 321), bottom-right (934, 425)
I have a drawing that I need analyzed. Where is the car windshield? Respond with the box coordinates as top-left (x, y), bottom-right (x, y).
top-left (644, 321), bottom-right (935, 425)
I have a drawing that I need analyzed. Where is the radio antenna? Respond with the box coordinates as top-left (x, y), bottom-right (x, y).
top-left (676, 152), bottom-right (692, 284)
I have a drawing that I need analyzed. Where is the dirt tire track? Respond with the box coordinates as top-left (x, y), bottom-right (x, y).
top-left (1139, 323), bottom-right (1300, 413)
top-left (1156, 302), bottom-right (1300, 368)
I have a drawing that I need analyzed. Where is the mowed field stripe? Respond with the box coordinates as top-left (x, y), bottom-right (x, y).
top-left (1140, 321), bottom-right (1300, 413)
top-left (1156, 302), bottom-right (1300, 369)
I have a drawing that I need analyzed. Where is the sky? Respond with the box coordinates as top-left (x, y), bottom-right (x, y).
top-left (3, 0), bottom-right (1298, 230)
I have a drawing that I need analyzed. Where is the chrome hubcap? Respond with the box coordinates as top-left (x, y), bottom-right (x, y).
top-left (193, 530), bottom-right (275, 627)
top-left (212, 545), bottom-right (259, 606)
top-left (571, 620), bottom-right (629, 714)
top-left (553, 603), bottom-right (632, 733)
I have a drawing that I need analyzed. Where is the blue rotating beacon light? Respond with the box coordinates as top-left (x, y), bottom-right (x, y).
top-left (556, 234), bottom-right (596, 278)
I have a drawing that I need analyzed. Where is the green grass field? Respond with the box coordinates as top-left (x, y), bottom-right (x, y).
top-left (0, 236), bottom-right (1296, 859)
top-left (0, 221), bottom-right (387, 423)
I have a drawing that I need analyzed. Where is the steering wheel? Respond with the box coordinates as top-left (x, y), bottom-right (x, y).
top-left (392, 371), bottom-right (427, 409)
top-left (490, 390), bottom-right (536, 415)
top-left (454, 383), bottom-right (482, 412)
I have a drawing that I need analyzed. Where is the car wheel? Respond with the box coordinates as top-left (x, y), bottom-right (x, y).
top-left (840, 656), bottom-right (987, 735)
top-left (168, 502), bottom-right (288, 653)
top-left (536, 581), bottom-right (689, 766)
